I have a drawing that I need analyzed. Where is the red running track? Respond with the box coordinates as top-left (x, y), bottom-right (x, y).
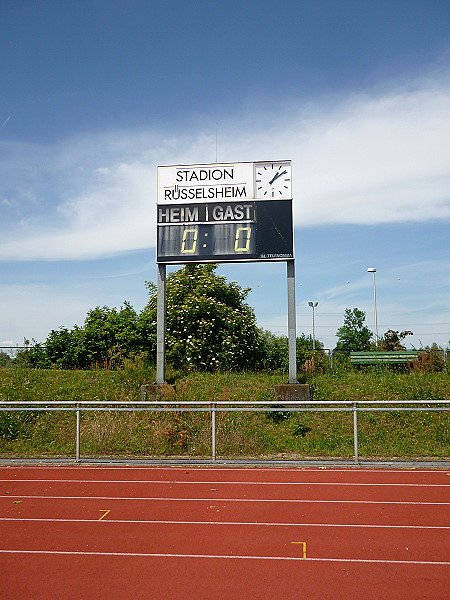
top-left (0, 465), bottom-right (449, 599)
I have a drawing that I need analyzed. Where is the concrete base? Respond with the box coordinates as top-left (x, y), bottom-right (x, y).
top-left (274, 383), bottom-right (311, 405)
top-left (140, 383), bottom-right (176, 401)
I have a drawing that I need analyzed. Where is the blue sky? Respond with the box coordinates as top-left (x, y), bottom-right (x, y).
top-left (1, 0), bottom-right (449, 351)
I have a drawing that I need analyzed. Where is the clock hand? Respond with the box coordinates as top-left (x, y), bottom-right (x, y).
top-left (268, 169), bottom-right (288, 185)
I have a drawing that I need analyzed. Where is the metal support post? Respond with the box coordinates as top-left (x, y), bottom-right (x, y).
top-left (211, 403), bottom-right (217, 461)
top-left (156, 263), bottom-right (167, 385)
top-left (75, 403), bottom-right (81, 463)
top-left (287, 260), bottom-right (298, 384)
top-left (353, 403), bottom-right (359, 464)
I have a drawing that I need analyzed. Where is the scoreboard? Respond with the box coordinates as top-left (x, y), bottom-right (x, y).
top-left (157, 161), bottom-right (293, 264)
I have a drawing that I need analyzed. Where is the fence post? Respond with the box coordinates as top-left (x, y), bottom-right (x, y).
top-left (353, 403), bottom-right (359, 464)
top-left (75, 403), bottom-right (81, 463)
top-left (211, 403), bottom-right (216, 462)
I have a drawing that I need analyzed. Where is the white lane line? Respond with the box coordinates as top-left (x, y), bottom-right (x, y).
top-left (0, 517), bottom-right (448, 530)
top-left (1, 479), bottom-right (448, 487)
top-left (0, 549), bottom-right (448, 565)
top-left (2, 495), bottom-right (449, 505)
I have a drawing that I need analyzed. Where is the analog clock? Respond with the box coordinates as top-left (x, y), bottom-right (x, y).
top-left (254, 161), bottom-right (292, 199)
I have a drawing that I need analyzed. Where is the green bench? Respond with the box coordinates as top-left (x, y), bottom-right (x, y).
top-left (350, 351), bottom-right (420, 365)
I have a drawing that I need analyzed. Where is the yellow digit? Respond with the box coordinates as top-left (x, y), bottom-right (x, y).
top-left (234, 227), bottom-right (251, 252)
top-left (181, 228), bottom-right (198, 254)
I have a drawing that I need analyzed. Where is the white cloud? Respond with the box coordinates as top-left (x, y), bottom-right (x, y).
top-left (294, 88), bottom-right (450, 225)
top-left (0, 77), bottom-right (449, 261)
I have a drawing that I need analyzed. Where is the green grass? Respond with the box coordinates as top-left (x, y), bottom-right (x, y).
top-left (0, 366), bottom-right (448, 460)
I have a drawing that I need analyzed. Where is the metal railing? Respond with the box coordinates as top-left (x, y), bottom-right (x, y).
top-left (1, 399), bottom-right (448, 465)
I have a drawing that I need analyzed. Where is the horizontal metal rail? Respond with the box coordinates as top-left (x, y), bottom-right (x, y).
top-left (1, 400), bottom-right (448, 407)
top-left (1, 400), bottom-right (448, 464)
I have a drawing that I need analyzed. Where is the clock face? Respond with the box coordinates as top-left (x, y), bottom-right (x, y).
top-left (254, 161), bottom-right (292, 199)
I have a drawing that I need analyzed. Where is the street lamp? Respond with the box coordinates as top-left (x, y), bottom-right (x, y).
top-left (308, 302), bottom-right (318, 350)
top-left (367, 268), bottom-right (378, 345)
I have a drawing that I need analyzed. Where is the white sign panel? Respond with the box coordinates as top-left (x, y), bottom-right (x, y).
top-left (158, 162), bottom-right (255, 204)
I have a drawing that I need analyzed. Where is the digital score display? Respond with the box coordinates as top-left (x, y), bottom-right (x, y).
top-left (157, 200), bottom-right (293, 263)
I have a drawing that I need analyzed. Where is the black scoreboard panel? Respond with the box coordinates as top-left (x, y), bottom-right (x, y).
top-left (157, 199), bottom-right (293, 263)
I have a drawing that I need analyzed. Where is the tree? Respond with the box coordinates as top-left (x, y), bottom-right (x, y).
top-left (335, 308), bottom-right (372, 352)
top-left (18, 265), bottom-right (294, 372)
top-left (34, 302), bottom-right (155, 369)
top-left (296, 333), bottom-right (324, 366)
top-left (0, 351), bottom-right (11, 367)
top-left (44, 327), bottom-right (80, 368)
top-left (255, 331), bottom-right (326, 373)
top-left (15, 341), bottom-right (49, 368)
top-left (81, 303), bottom-right (146, 367)
top-left (377, 330), bottom-right (413, 351)
top-left (144, 264), bottom-right (262, 371)
top-left (257, 330), bottom-right (288, 370)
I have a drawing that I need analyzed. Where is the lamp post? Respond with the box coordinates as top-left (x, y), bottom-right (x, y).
top-left (367, 268), bottom-right (378, 345)
top-left (308, 302), bottom-right (318, 350)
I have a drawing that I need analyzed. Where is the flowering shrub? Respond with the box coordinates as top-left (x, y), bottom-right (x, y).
top-left (145, 264), bottom-right (262, 371)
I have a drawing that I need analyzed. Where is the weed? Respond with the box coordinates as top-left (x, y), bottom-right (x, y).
top-left (266, 406), bottom-right (292, 423)
top-left (292, 423), bottom-right (312, 437)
